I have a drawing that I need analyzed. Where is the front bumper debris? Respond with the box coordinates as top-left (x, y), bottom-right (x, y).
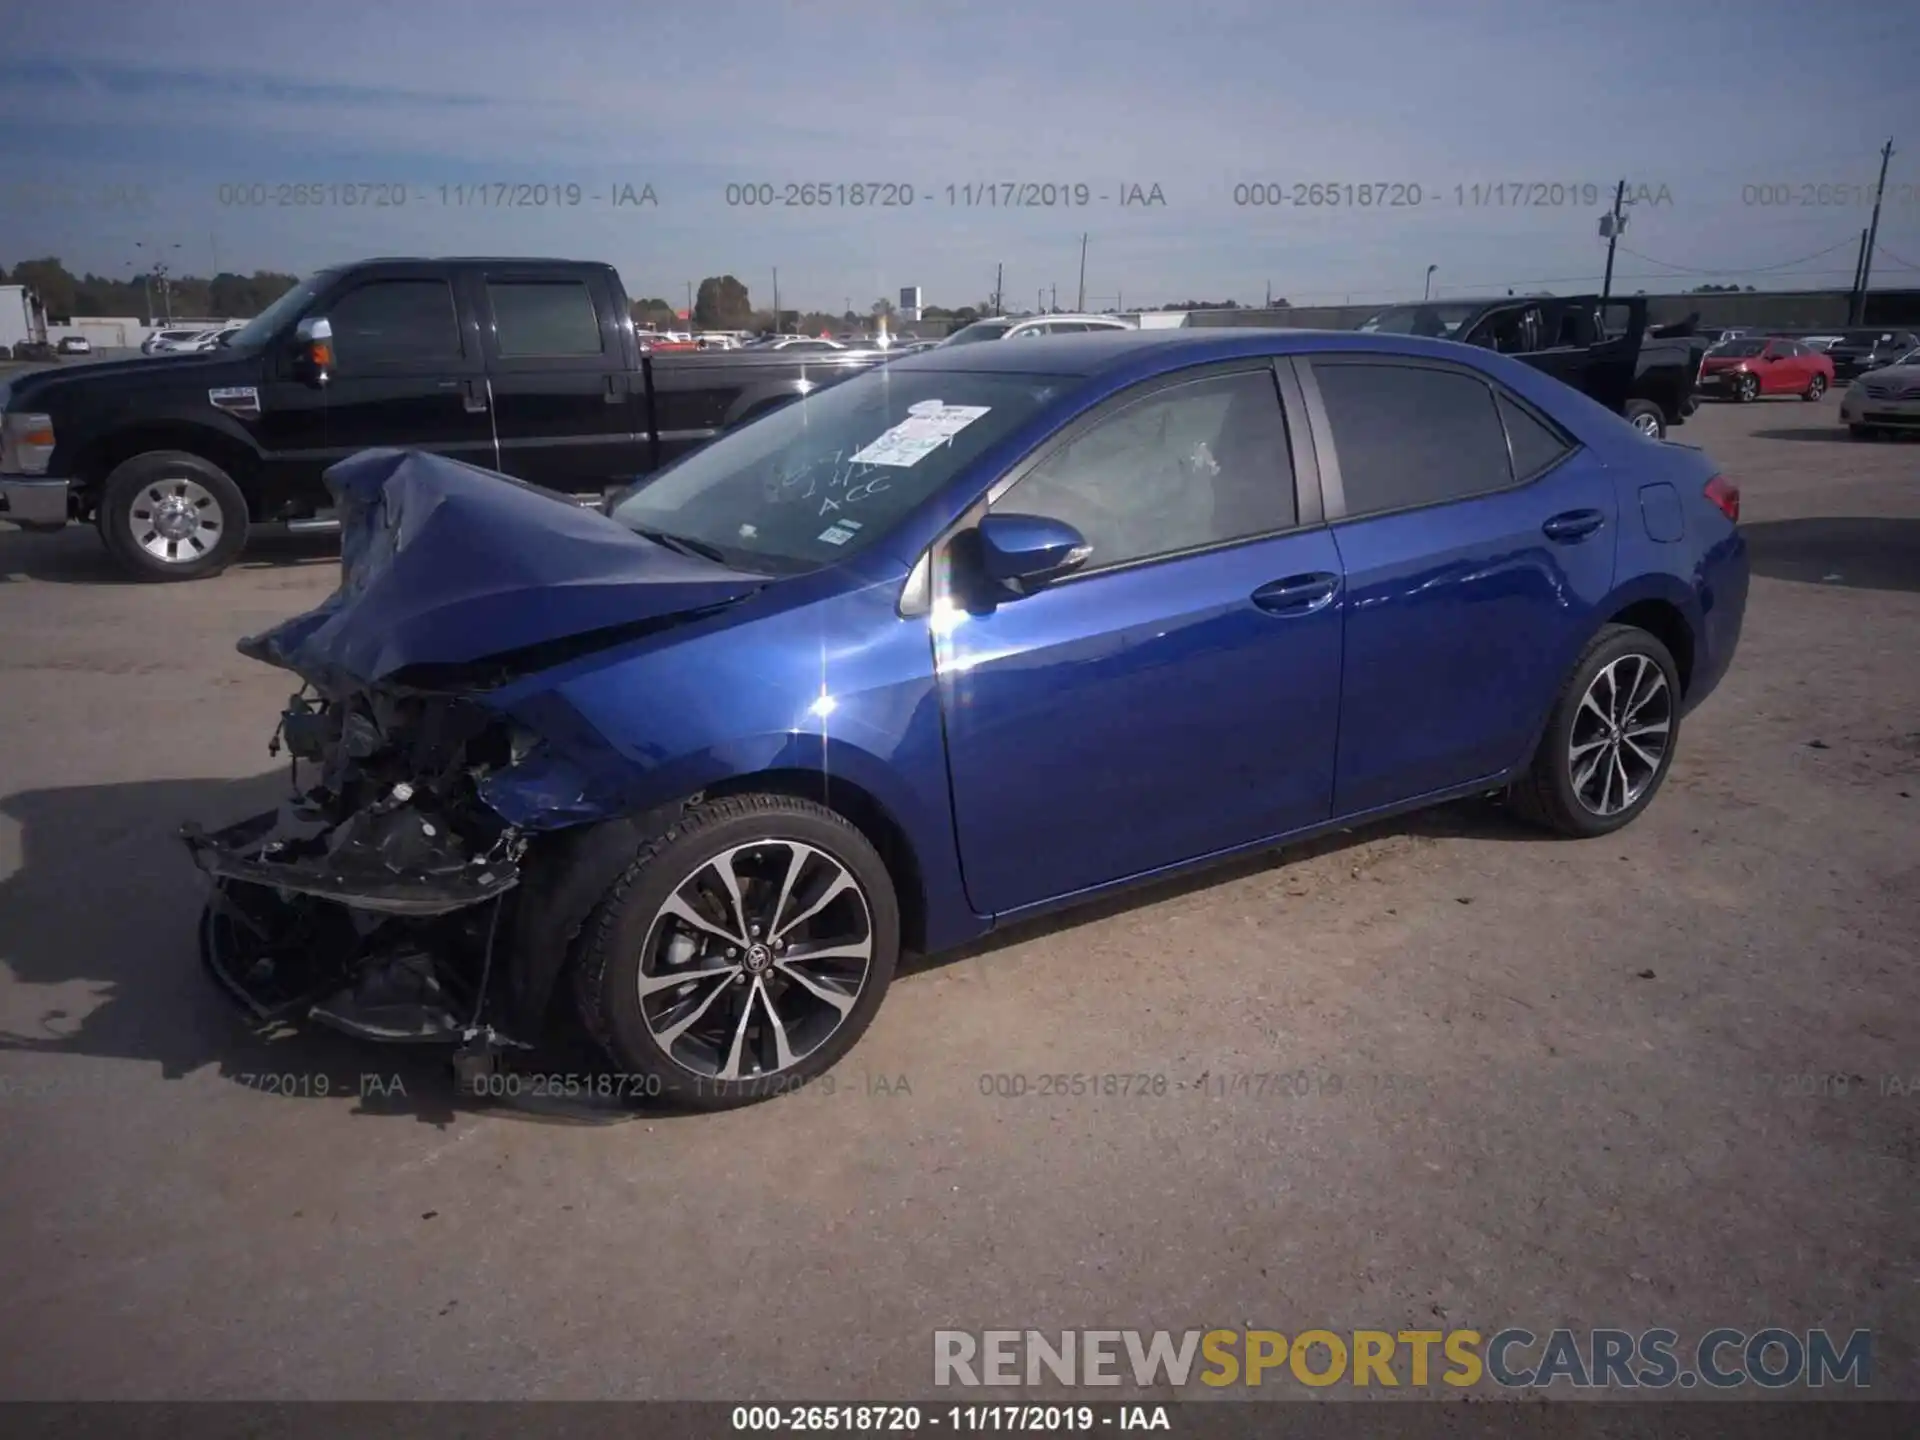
top-left (181, 798), bottom-right (522, 916)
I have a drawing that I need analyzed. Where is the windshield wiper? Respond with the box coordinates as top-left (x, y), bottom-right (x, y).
top-left (629, 526), bottom-right (732, 565)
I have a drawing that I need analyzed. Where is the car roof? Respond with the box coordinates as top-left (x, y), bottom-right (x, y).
top-left (891, 326), bottom-right (1519, 377)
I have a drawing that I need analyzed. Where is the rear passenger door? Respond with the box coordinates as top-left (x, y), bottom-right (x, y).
top-left (1299, 356), bottom-right (1619, 817)
top-left (469, 268), bottom-right (642, 495)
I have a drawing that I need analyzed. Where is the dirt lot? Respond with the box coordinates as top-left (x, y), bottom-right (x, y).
top-left (0, 396), bottom-right (1915, 1402)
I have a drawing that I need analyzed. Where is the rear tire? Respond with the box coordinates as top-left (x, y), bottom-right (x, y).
top-left (1803, 374), bottom-right (1827, 400)
top-left (1623, 400), bottom-right (1666, 439)
top-left (1508, 624), bottom-right (1683, 839)
top-left (98, 450), bottom-right (250, 581)
top-left (572, 794), bottom-right (900, 1110)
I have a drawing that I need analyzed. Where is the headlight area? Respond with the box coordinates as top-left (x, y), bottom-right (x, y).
top-left (179, 684), bottom-right (627, 1052)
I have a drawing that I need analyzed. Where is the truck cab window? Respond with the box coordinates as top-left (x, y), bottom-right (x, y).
top-left (487, 281), bottom-right (603, 356)
top-left (326, 280), bottom-right (463, 366)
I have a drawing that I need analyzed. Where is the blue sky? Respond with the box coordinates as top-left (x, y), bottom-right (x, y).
top-left (2, 0), bottom-right (1918, 312)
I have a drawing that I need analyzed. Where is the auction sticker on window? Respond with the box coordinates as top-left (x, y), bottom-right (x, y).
top-left (850, 402), bottom-right (991, 467)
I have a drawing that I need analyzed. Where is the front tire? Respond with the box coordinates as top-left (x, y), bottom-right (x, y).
top-left (572, 794), bottom-right (901, 1110)
top-left (1623, 400), bottom-right (1666, 439)
top-left (1734, 372), bottom-right (1760, 403)
top-left (98, 450), bottom-right (250, 581)
top-left (1508, 625), bottom-right (1682, 839)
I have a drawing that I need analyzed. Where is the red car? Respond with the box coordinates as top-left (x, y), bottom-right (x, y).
top-left (1698, 337), bottom-right (1833, 403)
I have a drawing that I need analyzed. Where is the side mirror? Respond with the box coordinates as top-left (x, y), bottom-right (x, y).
top-left (975, 513), bottom-right (1092, 595)
top-left (292, 316), bottom-right (333, 387)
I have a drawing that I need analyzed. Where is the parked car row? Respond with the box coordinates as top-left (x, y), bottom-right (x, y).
top-left (141, 323), bottom-right (245, 356)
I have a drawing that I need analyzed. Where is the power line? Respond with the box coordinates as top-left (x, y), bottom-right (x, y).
top-left (1613, 235), bottom-right (1862, 277)
top-left (1872, 242), bottom-right (1920, 271)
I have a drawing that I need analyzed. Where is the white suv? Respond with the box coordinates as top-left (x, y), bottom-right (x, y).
top-left (940, 314), bottom-right (1135, 346)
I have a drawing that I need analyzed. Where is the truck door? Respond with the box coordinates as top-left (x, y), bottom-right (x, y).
top-left (256, 267), bottom-right (493, 502)
top-left (468, 267), bottom-right (645, 497)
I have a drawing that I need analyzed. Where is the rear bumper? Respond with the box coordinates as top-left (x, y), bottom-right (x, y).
top-left (0, 475), bottom-right (71, 530)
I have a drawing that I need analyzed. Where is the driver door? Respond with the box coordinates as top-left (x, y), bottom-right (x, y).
top-left (932, 362), bottom-right (1344, 917)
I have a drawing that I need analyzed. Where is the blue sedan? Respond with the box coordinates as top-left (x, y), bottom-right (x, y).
top-left (186, 329), bottom-right (1748, 1108)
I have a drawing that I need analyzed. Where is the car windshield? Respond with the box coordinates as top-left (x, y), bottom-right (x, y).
top-left (1714, 340), bottom-right (1766, 357)
top-left (225, 273), bottom-right (332, 350)
top-left (1356, 304), bottom-right (1481, 338)
top-left (942, 320), bottom-right (1014, 346)
top-left (610, 369), bottom-right (1067, 573)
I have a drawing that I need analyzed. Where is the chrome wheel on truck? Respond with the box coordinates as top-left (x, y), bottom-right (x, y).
top-left (98, 449), bottom-right (250, 581)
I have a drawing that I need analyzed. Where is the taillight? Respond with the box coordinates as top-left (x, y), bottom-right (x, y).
top-left (1704, 474), bottom-right (1740, 523)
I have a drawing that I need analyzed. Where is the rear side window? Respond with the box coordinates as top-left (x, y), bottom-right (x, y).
top-left (328, 280), bottom-right (462, 365)
top-left (1497, 393), bottom-right (1575, 480)
top-left (487, 280), bottom-right (603, 356)
top-left (1313, 361), bottom-right (1512, 517)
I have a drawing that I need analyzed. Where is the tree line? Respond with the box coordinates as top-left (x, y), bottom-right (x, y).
top-left (0, 257), bottom-right (303, 322)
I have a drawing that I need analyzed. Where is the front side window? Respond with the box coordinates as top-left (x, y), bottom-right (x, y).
top-left (1313, 361), bottom-right (1513, 518)
top-left (487, 280), bottom-right (603, 356)
top-left (993, 368), bottom-right (1297, 571)
top-left (326, 279), bottom-right (462, 366)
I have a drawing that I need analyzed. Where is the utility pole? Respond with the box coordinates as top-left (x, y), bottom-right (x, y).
top-left (1050, 284), bottom-right (1057, 311)
top-left (1850, 228), bottom-right (1870, 299)
top-left (1076, 233), bottom-right (1088, 312)
top-left (994, 262), bottom-right (1003, 316)
top-left (1600, 179), bottom-right (1627, 304)
top-left (1851, 138), bottom-right (1895, 325)
top-left (772, 268), bottom-right (780, 330)
top-left (1037, 287), bottom-right (1044, 314)
top-left (1265, 280), bottom-right (1272, 309)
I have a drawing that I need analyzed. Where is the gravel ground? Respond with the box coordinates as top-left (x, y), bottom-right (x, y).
top-left (0, 394), bottom-right (1914, 1402)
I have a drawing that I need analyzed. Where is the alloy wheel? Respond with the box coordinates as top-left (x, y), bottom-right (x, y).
top-left (1736, 373), bottom-right (1759, 402)
top-left (129, 476), bottom-right (224, 563)
top-left (1568, 653), bottom-right (1672, 817)
top-left (1630, 411), bottom-right (1662, 437)
top-left (637, 840), bottom-right (873, 1080)
top-left (1807, 375), bottom-right (1826, 399)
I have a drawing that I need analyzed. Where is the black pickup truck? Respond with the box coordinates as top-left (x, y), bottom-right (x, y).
top-left (1356, 295), bottom-right (1704, 440)
top-left (0, 257), bottom-right (887, 579)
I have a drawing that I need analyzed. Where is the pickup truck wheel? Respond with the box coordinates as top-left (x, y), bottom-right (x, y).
top-left (1803, 374), bottom-right (1827, 400)
top-left (1623, 401), bottom-right (1665, 439)
top-left (572, 794), bottom-right (900, 1111)
top-left (99, 451), bottom-right (250, 581)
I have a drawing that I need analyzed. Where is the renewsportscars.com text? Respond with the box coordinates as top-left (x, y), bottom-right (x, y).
top-left (933, 1327), bottom-right (1871, 1390)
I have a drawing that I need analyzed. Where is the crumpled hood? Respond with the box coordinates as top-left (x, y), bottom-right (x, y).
top-left (240, 449), bottom-right (766, 691)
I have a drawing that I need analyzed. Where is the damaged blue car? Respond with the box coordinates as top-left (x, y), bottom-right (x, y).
top-left (184, 330), bottom-right (1747, 1109)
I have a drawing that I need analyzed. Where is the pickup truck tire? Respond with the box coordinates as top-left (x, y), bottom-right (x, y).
top-left (572, 793), bottom-right (900, 1111)
top-left (1623, 400), bottom-right (1666, 439)
top-left (99, 451), bottom-right (250, 582)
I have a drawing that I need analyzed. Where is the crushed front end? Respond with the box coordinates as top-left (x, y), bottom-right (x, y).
top-left (178, 448), bottom-right (766, 1063)
top-left (183, 686), bottom-right (531, 1044)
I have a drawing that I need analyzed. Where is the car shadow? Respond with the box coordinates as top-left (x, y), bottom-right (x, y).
top-left (0, 768), bottom-right (652, 1128)
top-left (0, 526), bottom-right (339, 586)
top-left (1748, 426), bottom-right (1854, 443)
top-left (1741, 517), bottom-right (1920, 593)
top-left (0, 770), bottom-right (1532, 1125)
top-left (906, 794), bottom-right (1534, 976)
